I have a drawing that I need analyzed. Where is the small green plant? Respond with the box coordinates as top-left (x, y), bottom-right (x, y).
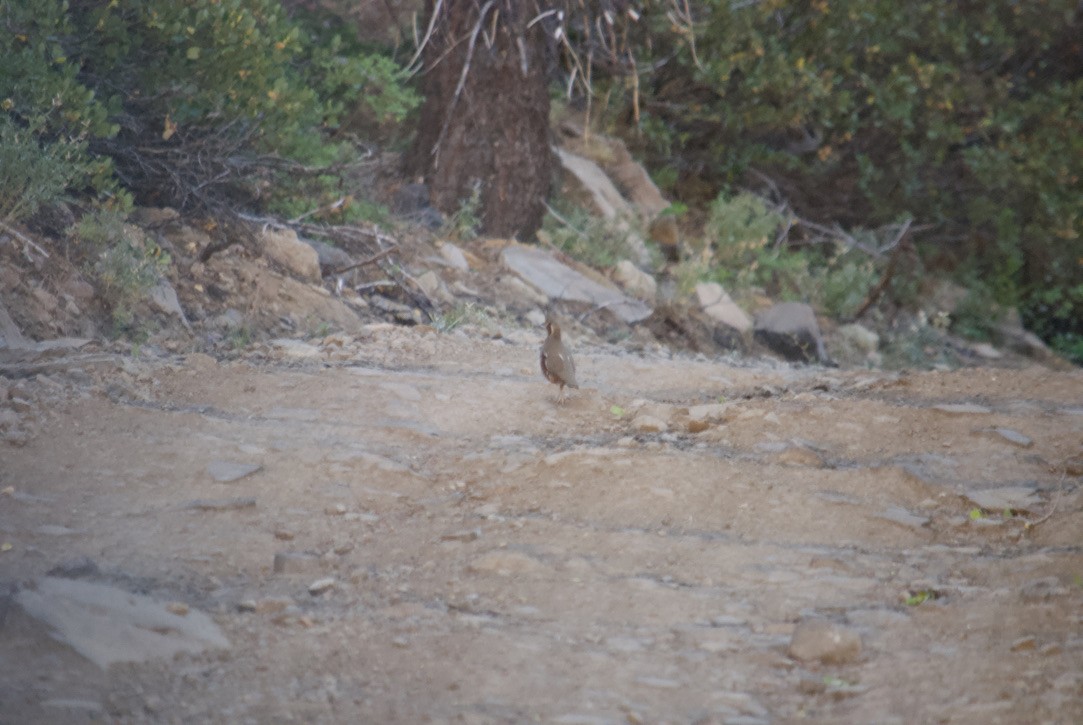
top-left (905, 590), bottom-right (938, 606)
top-left (0, 118), bottom-right (80, 223)
top-left (227, 326), bottom-right (253, 350)
top-left (445, 183), bottom-right (483, 242)
top-left (968, 508), bottom-right (985, 521)
top-left (78, 211), bottom-right (170, 332)
top-left (610, 405), bottom-right (625, 418)
top-left (543, 204), bottom-right (639, 269)
top-left (433, 302), bottom-right (492, 333)
top-left (817, 256), bottom-right (879, 320)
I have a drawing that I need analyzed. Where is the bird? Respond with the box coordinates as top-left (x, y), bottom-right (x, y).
top-left (540, 311), bottom-right (579, 404)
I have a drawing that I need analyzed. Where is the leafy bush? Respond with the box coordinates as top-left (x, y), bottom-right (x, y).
top-left (618, 0), bottom-right (1082, 361)
top-left (76, 210), bottom-right (171, 331)
top-left (1, 0), bottom-right (417, 216)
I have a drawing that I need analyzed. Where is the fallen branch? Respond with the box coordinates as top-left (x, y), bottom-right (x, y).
top-left (331, 245), bottom-right (399, 276)
top-left (0, 220), bottom-right (51, 261)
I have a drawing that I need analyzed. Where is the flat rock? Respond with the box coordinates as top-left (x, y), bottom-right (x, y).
top-left (839, 323), bottom-right (880, 353)
top-left (612, 260), bottom-right (657, 300)
top-left (14, 577), bottom-right (229, 669)
top-left (501, 245), bottom-right (651, 324)
top-left (933, 403), bottom-right (992, 415)
top-left (695, 282), bottom-right (752, 332)
top-left (467, 551), bottom-right (544, 576)
top-left (438, 242), bottom-right (470, 271)
top-left (185, 496), bottom-right (257, 511)
top-left (262, 227), bottom-right (321, 283)
top-left (965, 486), bottom-right (1042, 512)
top-left (148, 279), bottom-right (191, 330)
top-left (754, 302), bottom-right (830, 364)
top-left (274, 551), bottom-right (322, 574)
top-left (632, 414), bottom-right (668, 433)
top-left (788, 619), bottom-right (862, 664)
top-left (268, 338), bottom-right (322, 359)
top-left (875, 505), bottom-right (930, 529)
top-left (987, 427), bottom-right (1033, 448)
top-left (206, 461), bottom-right (261, 483)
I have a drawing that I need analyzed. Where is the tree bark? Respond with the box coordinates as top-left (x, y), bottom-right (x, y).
top-left (404, 0), bottom-right (554, 240)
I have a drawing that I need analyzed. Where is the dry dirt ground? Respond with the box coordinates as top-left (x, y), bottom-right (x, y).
top-left (1, 324), bottom-right (1081, 724)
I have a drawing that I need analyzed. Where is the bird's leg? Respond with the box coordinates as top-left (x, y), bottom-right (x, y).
top-left (557, 385), bottom-right (566, 405)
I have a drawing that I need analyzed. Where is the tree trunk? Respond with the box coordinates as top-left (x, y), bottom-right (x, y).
top-left (404, 0), bottom-right (554, 240)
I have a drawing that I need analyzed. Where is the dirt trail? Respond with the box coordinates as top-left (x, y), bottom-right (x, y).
top-left (2, 324), bottom-right (1081, 724)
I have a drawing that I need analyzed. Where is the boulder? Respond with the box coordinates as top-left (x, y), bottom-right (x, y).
top-left (501, 244), bottom-right (651, 324)
top-left (262, 228), bottom-right (321, 283)
top-left (754, 302), bottom-right (831, 364)
top-left (305, 239), bottom-right (353, 276)
top-left (695, 282), bottom-right (752, 333)
top-left (613, 260), bottom-right (657, 301)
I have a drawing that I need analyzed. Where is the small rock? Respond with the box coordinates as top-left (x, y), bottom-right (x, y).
top-left (774, 445), bottom-right (825, 468)
top-left (268, 338), bottom-right (322, 359)
top-left (695, 282), bottom-right (752, 332)
top-left (15, 577), bottom-right (229, 668)
top-left (185, 497), bottom-right (257, 511)
top-left (273, 552), bottom-right (322, 574)
top-left (632, 414), bottom-right (668, 433)
top-left (1011, 636), bottom-right (1037, 652)
top-left (166, 602), bottom-right (189, 616)
top-left (184, 352), bottom-right (218, 371)
top-left (965, 485), bottom-right (1041, 512)
top-left (1020, 577), bottom-right (1069, 602)
top-left (970, 342), bottom-right (1003, 359)
top-left (688, 403), bottom-right (731, 423)
top-left (438, 242), bottom-right (470, 271)
top-left (788, 620), bottom-right (862, 664)
top-left (305, 238), bottom-right (353, 276)
top-left (838, 323), bottom-right (879, 353)
top-left (754, 302), bottom-right (831, 364)
top-left (687, 419), bottom-right (711, 434)
top-left (415, 269), bottom-right (451, 303)
top-left (206, 461), bottom-right (261, 483)
top-left (987, 427), bottom-right (1033, 448)
top-left (467, 551), bottom-right (543, 576)
top-left (933, 403), bottom-right (992, 415)
top-left (875, 506), bottom-right (930, 529)
top-left (324, 503), bottom-right (347, 516)
top-left (307, 578), bottom-right (336, 596)
top-left (274, 529), bottom-right (295, 541)
top-left (148, 279), bottom-right (191, 330)
top-left (613, 260), bottom-right (657, 300)
top-left (262, 228), bottom-right (321, 283)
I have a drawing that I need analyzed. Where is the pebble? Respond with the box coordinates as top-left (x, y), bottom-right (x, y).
top-left (206, 461), bottom-right (262, 483)
top-left (273, 551), bottom-right (322, 574)
top-left (307, 578), bottom-right (336, 595)
top-left (632, 414), bottom-right (667, 433)
top-left (989, 427), bottom-right (1033, 448)
top-left (932, 403), bottom-right (992, 415)
top-left (185, 497), bottom-right (257, 511)
top-left (1010, 636), bottom-right (1037, 652)
top-left (788, 620), bottom-right (862, 664)
top-left (467, 551), bottom-right (544, 576)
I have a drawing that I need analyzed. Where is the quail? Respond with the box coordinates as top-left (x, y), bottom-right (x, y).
top-left (540, 311), bottom-right (579, 404)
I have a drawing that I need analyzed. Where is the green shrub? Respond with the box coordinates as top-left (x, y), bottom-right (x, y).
top-left (2, 0), bottom-right (418, 216)
top-left (77, 210), bottom-right (170, 331)
top-left (617, 0), bottom-right (1082, 358)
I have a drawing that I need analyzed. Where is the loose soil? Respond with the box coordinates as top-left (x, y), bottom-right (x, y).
top-left (1, 325), bottom-right (1081, 724)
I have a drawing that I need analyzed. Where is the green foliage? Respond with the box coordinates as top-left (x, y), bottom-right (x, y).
top-left (622, 0), bottom-right (1083, 358)
top-left (542, 205), bottom-right (636, 269)
top-left (0, 117), bottom-right (79, 222)
top-left (2, 0), bottom-right (418, 216)
top-left (445, 184), bottom-right (483, 242)
top-left (77, 211), bottom-right (171, 331)
top-left (817, 256), bottom-right (878, 320)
